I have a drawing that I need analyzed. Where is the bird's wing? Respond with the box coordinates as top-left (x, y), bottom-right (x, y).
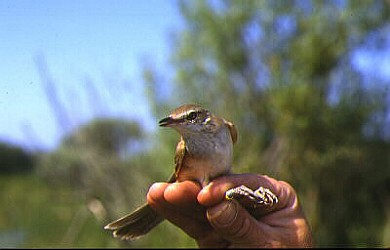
top-left (174, 137), bottom-right (187, 179)
top-left (223, 119), bottom-right (238, 144)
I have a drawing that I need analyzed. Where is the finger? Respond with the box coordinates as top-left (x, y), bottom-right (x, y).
top-left (164, 181), bottom-right (206, 220)
top-left (206, 199), bottom-right (265, 247)
top-left (147, 182), bottom-right (203, 218)
top-left (164, 181), bottom-right (201, 207)
top-left (147, 182), bottom-right (170, 207)
top-left (147, 182), bottom-right (211, 239)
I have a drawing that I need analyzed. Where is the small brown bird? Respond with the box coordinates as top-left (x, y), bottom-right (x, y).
top-left (104, 104), bottom-right (237, 240)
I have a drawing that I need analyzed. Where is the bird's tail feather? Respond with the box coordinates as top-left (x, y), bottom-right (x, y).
top-left (104, 203), bottom-right (164, 240)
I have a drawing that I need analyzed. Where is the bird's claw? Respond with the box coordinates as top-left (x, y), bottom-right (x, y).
top-left (225, 185), bottom-right (278, 208)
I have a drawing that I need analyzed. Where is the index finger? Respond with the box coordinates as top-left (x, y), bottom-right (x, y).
top-left (147, 181), bottom-right (211, 239)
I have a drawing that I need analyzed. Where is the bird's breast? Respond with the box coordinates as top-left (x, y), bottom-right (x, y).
top-left (178, 129), bottom-right (233, 186)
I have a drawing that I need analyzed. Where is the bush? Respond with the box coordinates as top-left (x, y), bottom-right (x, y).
top-left (0, 142), bottom-right (34, 174)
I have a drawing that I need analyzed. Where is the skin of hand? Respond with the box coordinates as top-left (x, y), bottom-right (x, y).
top-left (146, 174), bottom-right (314, 248)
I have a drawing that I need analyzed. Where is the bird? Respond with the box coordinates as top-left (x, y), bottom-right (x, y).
top-left (104, 104), bottom-right (238, 240)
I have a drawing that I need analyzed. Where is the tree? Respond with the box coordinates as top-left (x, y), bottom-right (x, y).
top-left (37, 118), bottom-right (151, 229)
top-left (0, 142), bottom-right (34, 174)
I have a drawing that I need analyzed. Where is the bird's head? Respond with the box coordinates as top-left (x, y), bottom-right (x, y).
top-left (159, 104), bottom-right (217, 135)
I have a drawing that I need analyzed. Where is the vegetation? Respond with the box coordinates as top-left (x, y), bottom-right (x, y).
top-left (0, 142), bottom-right (34, 174)
top-left (1, 0), bottom-right (389, 247)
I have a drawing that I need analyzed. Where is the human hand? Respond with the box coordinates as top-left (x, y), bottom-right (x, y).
top-left (146, 174), bottom-right (313, 248)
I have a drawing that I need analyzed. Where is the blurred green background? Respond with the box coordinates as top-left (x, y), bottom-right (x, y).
top-left (1, 0), bottom-right (390, 247)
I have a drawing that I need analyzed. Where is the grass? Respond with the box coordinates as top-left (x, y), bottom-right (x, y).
top-left (0, 174), bottom-right (118, 248)
top-left (0, 173), bottom-right (198, 248)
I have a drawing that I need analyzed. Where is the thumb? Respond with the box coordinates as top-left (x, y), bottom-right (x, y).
top-left (206, 200), bottom-right (262, 247)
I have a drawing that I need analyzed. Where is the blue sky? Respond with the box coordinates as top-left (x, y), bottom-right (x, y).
top-left (0, 0), bottom-right (180, 150)
top-left (1, 1), bottom-right (389, 151)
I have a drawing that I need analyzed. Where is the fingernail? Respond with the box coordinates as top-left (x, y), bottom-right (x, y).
top-left (197, 184), bottom-right (212, 204)
top-left (198, 183), bottom-right (211, 195)
top-left (207, 201), bottom-right (237, 226)
top-left (149, 182), bottom-right (165, 192)
top-left (165, 182), bottom-right (178, 192)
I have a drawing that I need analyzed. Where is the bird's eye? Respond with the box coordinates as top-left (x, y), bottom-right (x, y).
top-left (187, 111), bottom-right (198, 121)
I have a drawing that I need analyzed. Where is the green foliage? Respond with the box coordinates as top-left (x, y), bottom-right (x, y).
top-left (37, 118), bottom-right (146, 191)
top-left (62, 119), bottom-right (143, 156)
top-left (0, 174), bottom-right (119, 248)
top-left (0, 142), bottom-right (34, 174)
top-left (36, 118), bottom-right (147, 244)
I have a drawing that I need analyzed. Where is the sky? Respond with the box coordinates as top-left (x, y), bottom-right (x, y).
top-left (0, 0), bottom-right (181, 151)
top-left (1, 1), bottom-right (390, 152)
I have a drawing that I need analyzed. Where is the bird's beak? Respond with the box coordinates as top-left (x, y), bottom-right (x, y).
top-left (159, 116), bottom-right (182, 127)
